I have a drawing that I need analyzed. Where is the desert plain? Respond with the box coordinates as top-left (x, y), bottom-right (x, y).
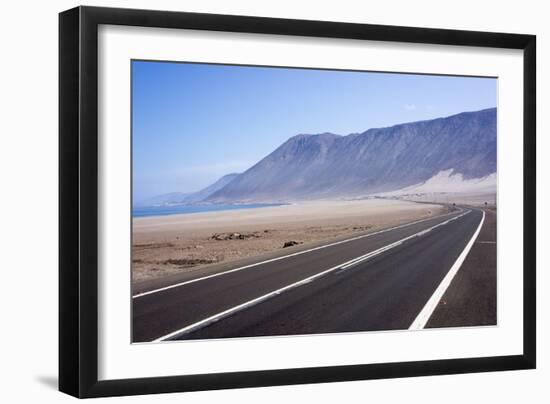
top-left (132, 198), bottom-right (450, 283)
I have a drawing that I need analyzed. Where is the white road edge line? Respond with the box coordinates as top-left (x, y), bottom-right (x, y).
top-left (408, 210), bottom-right (485, 330)
top-left (152, 209), bottom-right (471, 342)
top-left (134, 208), bottom-right (464, 299)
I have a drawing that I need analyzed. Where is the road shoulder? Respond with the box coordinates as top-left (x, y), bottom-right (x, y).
top-left (426, 207), bottom-right (497, 328)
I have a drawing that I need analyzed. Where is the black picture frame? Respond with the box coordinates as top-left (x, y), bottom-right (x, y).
top-left (59, 5), bottom-right (536, 398)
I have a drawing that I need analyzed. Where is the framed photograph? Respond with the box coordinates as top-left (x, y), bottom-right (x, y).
top-left (59, 6), bottom-right (536, 398)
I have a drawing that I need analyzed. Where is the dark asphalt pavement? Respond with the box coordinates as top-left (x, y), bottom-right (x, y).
top-left (426, 208), bottom-right (497, 328)
top-left (133, 208), bottom-right (487, 342)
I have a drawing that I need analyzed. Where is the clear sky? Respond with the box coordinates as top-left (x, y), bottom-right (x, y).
top-left (132, 60), bottom-right (496, 202)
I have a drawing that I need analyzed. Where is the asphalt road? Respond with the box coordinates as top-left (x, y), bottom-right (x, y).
top-left (426, 208), bottom-right (497, 328)
top-left (133, 207), bottom-right (488, 342)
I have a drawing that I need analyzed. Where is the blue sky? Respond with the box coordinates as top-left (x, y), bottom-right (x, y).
top-left (132, 60), bottom-right (496, 202)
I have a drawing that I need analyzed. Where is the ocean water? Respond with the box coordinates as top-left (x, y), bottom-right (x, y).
top-left (132, 203), bottom-right (283, 218)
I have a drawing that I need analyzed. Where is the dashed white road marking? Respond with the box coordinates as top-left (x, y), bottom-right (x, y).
top-left (134, 209), bottom-right (463, 299)
top-left (152, 210), bottom-right (471, 342)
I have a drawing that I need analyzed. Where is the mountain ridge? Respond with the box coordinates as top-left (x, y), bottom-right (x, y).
top-left (136, 172), bottom-right (240, 207)
top-left (207, 107), bottom-right (496, 202)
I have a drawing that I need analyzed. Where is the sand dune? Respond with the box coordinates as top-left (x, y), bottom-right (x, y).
top-left (373, 170), bottom-right (496, 206)
top-left (394, 170), bottom-right (495, 194)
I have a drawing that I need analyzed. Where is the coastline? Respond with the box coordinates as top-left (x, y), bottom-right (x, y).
top-left (132, 202), bottom-right (286, 218)
top-left (132, 199), bottom-right (449, 283)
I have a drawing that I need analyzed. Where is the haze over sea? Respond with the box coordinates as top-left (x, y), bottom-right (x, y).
top-left (132, 203), bottom-right (283, 218)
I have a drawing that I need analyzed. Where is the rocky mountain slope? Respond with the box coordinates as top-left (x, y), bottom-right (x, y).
top-left (207, 108), bottom-right (496, 202)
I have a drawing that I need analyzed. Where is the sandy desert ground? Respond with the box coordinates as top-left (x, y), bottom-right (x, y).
top-left (132, 199), bottom-right (449, 283)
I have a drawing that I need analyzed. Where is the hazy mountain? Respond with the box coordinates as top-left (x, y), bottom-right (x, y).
top-left (137, 173), bottom-right (240, 207)
top-left (135, 192), bottom-right (193, 207)
top-left (208, 108), bottom-right (496, 202)
top-left (184, 173), bottom-right (240, 203)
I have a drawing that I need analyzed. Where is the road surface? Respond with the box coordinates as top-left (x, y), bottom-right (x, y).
top-left (133, 207), bottom-right (493, 342)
